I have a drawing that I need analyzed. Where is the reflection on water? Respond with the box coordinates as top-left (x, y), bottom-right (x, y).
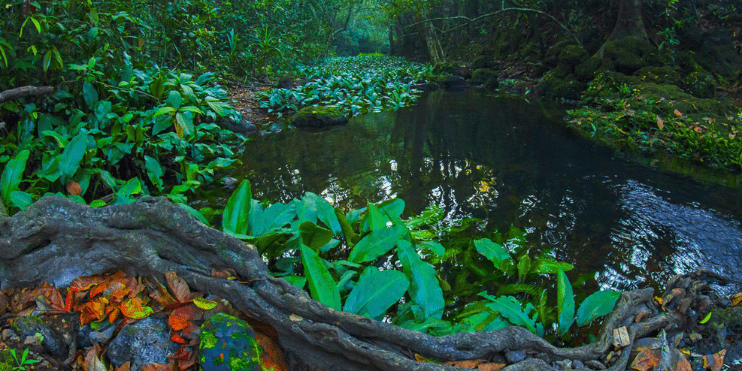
top-left (230, 89), bottom-right (742, 289)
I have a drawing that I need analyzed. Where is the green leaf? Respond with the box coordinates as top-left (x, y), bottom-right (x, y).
top-left (82, 82), bottom-right (98, 109)
top-left (0, 149), bottom-right (30, 207)
top-left (517, 254), bottom-right (531, 282)
top-left (305, 192), bottom-right (342, 236)
top-left (301, 245), bottom-right (341, 310)
top-left (363, 204), bottom-right (388, 232)
top-left (175, 111), bottom-right (194, 137)
top-left (153, 106), bottom-right (177, 117)
top-left (700, 311), bottom-right (712, 324)
top-left (531, 258), bottom-right (574, 274)
top-left (557, 268), bottom-right (575, 336)
top-left (575, 290), bottom-right (620, 327)
top-left (299, 221), bottom-right (333, 251)
top-left (419, 241), bottom-right (445, 257)
top-left (166, 91), bottom-right (182, 110)
top-left (474, 238), bottom-right (510, 267)
top-left (481, 294), bottom-right (539, 334)
top-left (397, 240), bottom-right (444, 320)
top-left (344, 268), bottom-right (409, 319)
top-left (348, 227), bottom-right (397, 263)
top-left (251, 202), bottom-right (296, 237)
top-left (335, 209), bottom-right (358, 247)
top-left (378, 198), bottom-right (405, 219)
top-left (282, 276), bottom-right (307, 289)
top-left (205, 96), bottom-right (232, 117)
top-left (178, 203), bottom-right (209, 225)
top-left (144, 156), bottom-right (164, 192)
top-left (59, 132), bottom-right (89, 183)
top-left (222, 179), bottom-right (252, 235)
top-left (9, 191), bottom-right (33, 210)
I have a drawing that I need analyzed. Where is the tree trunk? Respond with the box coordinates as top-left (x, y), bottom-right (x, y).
top-left (0, 196), bottom-right (724, 371)
top-left (418, 18), bottom-right (445, 64)
top-left (607, 0), bottom-right (648, 41)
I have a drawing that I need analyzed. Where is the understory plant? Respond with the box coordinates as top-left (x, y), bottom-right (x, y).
top-left (219, 179), bottom-right (621, 342)
top-left (256, 55), bottom-right (441, 116)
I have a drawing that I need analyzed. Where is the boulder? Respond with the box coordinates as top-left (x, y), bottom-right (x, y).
top-left (290, 106), bottom-right (348, 129)
top-left (443, 76), bottom-right (467, 90)
top-left (199, 313), bottom-right (263, 371)
top-left (107, 317), bottom-right (176, 371)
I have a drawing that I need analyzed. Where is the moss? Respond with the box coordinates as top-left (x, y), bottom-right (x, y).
top-left (633, 66), bottom-right (681, 86)
top-left (201, 331), bottom-right (218, 349)
top-left (574, 56), bottom-right (601, 82)
top-left (541, 71), bottom-right (584, 100)
top-left (471, 69), bottom-right (499, 89)
top-left (601, 36), bottom-right (661, 74)
top-left (290, 106), bottom-right (348, 128)
top-left (558, 45), bottom-right (588, 68)
top-left (683, 70), bottom-right (716, 98)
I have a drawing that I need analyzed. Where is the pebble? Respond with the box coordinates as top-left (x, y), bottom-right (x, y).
top-left (505, 349), bottom-right (527, 364)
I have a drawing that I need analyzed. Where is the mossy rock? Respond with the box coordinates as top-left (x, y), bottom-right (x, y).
top-left (470, 56), bottom-right (499, 70)
top-left (432, 62), bottom-right (458, 75)
top-left (574, 56), bottom-right (602, 82)
top-left (471, 69), bottom-right (499, 89)
top-left (290, 106), bottom-right (348, 128)
top-left (601, 36), bottom-right (661, 74)
top-left (583, 71), bottom-right (638, 100)
top-left (633, 66), bottom-right (681, 86)
top-left (683, 70), bottom-right (717, 98)
top-left (558, 45), bottom-right (588, 69)
top-left (199, 313), bottom-right (263, 371)
top-left (541, 72), bottom-right (584, 100)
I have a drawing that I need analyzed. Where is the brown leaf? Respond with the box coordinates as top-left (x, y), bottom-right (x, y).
top-left (211, 267), bottom-right (238, 280)
top-left (67, 181), bottom-right (82, 196)
top-left (144, 277), bottom-right (178, 309)
top-left (674, 351), bottom-right (693, 371)
top-left (444, 359), bottom-right (485, 368)
top-left (256, 331), bottom-right (288, 371)
top-left (674, 109), bottom-right (683, 118)
top-left (731, 293), bottom-right (742, 306)
top-left (631, 348), bottom-right (661, 371)
top-left (703, 349), bottom-right (726, 371)
top-left (115, 362), bottom-right (131, 371)
top-left (140, 364), bottom-right (173, 371)
top-left (478, 364), bottom-right (506, 371)
top-left (84, 344), bottom-right (107, 371)
top-left (166, 271), bottom-right (191, 303)
top-left (656, 116), bottom-right (665, 130)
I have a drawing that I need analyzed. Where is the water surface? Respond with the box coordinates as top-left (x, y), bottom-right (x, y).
top-left (231, 89), bottom-right (742, 291)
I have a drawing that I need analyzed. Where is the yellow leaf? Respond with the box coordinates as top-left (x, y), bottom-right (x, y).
top-left (193, 297), bottom-right (217, 310)
top-left (731, 292), bottom-right (742, 306)
top-left (289, 314), bottom-right (303, 321)
top-left (174, 118), bottom-right (184, 138)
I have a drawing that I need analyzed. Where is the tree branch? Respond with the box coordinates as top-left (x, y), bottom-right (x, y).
top-left (0, 86), bottom-right (54, 103)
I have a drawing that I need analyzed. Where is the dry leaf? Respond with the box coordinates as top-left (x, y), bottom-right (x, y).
top-left (290, 314), bottom-right (303, 321)
top-left (444, 359), bottom-right (485, 368)
top-left (140, 364), bottom-right (173, 371)
top-left (115, 362), bottom-right (131, 371)
top-left (675, 352), bottom-right (693, 371)
top-left (211, 267), bottom-right (238, 280)
top-left (630, 348), bottom-right (661, 371)
top-left (478, 364), bottom-right (506, 371)
top-left (613, 327), bottom-right (630, 347)
top-left (166, 271), bottom-right (191, 303)
top-left (657, 116), bottom-right (665, 130)
top-left (703, 349), bottom-right (726, 371)
top-left (256, 331), bottom-right (288, 371)
top-left (674, 109), bottom-right (683, 118)
top-left (67, 181), bottom-right (82, 196)
top-left (731, 293), bottom-right (742, 306)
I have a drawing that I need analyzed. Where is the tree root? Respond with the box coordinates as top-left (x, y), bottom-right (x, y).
top-left (0, 197), bottom-right (733, 370)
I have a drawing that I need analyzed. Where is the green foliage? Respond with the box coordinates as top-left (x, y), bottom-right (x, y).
top-left (223, 179), bottom-right (621, 340)
top-left (257, 55), bottom-right (439, 116)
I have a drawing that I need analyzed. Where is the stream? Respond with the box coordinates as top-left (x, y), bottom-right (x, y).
top-left (229, 89), bottom-right (742, 292)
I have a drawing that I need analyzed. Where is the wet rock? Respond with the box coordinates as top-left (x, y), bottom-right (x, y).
top-left (1, 329), bottom-right (19, 341)
top-left (218, 118), bottom-right (258, 135)
top-left (471, 69), bottom-right (499, 89)
top-left (199, 313), bottom-right (263, 371)
top-left (76, 325), bottom-right (93, 349)
top-left (290, 106), bottom-right (348, 129)
top-left (584, 359), bottom-right (606, 369)
top-left (572, 359), bottom-right (585, 369)
top-left (455, 66), bottom-right (472, 80)
top-left (89, 323), bottom-right (117, 344)
top-left (443, 76), bottom-right (467, 90)
top-left (505, 349), bottom-right (526, 364)
top-left (12, 315), bottom-right (67, 358)
top-left (107, 317), bottom-right (176, 371)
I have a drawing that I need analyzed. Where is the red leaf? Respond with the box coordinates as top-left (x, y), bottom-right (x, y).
top-left (80, 296), bottom-right (110, 326)
top-left (168, 304), bottom-right (202, 331)
top-left (170, 333), bottom-right (186, 344)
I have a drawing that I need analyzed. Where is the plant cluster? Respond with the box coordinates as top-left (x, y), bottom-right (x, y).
top-left (567, 72), bottom-right (742, 173)
top-left (219, 179), bottom-right (621, 341)
top-left (256, 55), bottom-right (439, 116)
top-left (0, 54), bottom-right (244, 215)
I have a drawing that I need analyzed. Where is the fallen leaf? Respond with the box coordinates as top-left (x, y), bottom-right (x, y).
top-left (256, 332), bottom-right (288, 371)
top-left (115, 362), bottom-right (131, 371)
top-left (654, 296), bottom-right (663, 305)
top-left (703, 349), bottom-right (726, 371)
top-left (140, 364), bottom-right (172, 371)
top-left (120, 296), bottom-right (154, 319)
top-left (613, 327), bottom-right (630, 347)
top-left (67, 181), bottom-right (82, 196)
top-left (444, 359), bottom-right (485, 368)
top-left (166, 271), bottom-right (191, 303)
top-left (631, 348), bottom-right (661, 371)
top-left (731, 293), bottom-right (742, 306)
top-left (635, 311), bottom-right (648, 323)
top-left (674, 109), bottom-right (683, 118)
top-left (84, 344), bottom-right (107, 371)
top-left (657, 116), bottom-right (665, 130)
top-left (80, 296), bottom-right (109, 325)
top-left (170, 333), bottom-right (186, 344)
top-left (674, 352), bottom-right (693, 371)
top-left (211, 267), bottom-right (238, 280)
top-left (478, 364), bottom-right (506, 371)
top-left (193, 297), bottom-right (217, 310)
top-left (290, 314), bottom-right (303, 321)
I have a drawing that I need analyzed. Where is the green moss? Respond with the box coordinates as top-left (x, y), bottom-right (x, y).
top-left (290, 105), bottom-right (348, 128)
top-left (471, 69), bottom-right (499, 89)
top-left (201, 331), bottom-right (218, 349)
top-left (633, 66), bottom-right (681, 86)
top-left (574, 56), bottom-right (601, 82)
top-left (601, 36), bottom-right (660, 74)
top-left (558, 45), bottom-right (588, 68)
top-left (683, 70), bottom-right (716, 98)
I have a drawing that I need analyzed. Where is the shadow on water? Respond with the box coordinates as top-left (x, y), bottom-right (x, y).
top-left (230, 89), bottom-right (742, 291)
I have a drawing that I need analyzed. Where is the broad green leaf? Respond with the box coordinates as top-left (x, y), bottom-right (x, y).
top-left (82, 82), bottom-right (98, 109)
top-left (252, 202), bottom-right (296, 237)
top-left (175, 111), bottom-right (194, 137)
top-left (178, 203), bottom-right (209, 225)
top-left (205, 96), bottom-right (232, 117)
top-left (419, 241), bottom-right (445, 257)
top-left (348, 227), bottom-right (397, 263)
top-left (222, 179), bottom-right (251, 235)
top-left (575, 290), bottom-right (620, 327)
top-left (397, 240), bottom-right (444, 320)
top-left (531, 258), bottom-right (574, 274)
top-left (557, 268), bottom-right (575, 336)
top-left (335, 209), bottom-right (358, 247)
top-left (344, 268), bottom-right (408, 319)
top-left (117, 178), bottom-right (142, 198)
top-left (282, 276), bottom-right (307, 289)
top-left (378, 198), bottom-right (405, 219)
top-left (9, 191), bottom-right (33, 210)
top-left (59, 131), bottom-right (89, 183)
top-left (299, 221), bottom-right (333, 251)
top-left (144, 156), bottom-right (164, 192)
top-left (154, 106), bottom-right (177, 117)
top-left (166, 90), bottom-right (182, 109)
top-left (481, 294), bottom-right (538, 334)
top-left (474, 238), bottom-right (510, 267)
top-left (305, 192), bottom-right (342, 236)
top-left (0, 149), bottom-right (30, 206)
top-left (363, 203), bottom-right (388, 232)
top-left (301, 245), bottom-right (341, 310)
top-left (517, 254), bottom-right (531, 282)
top-left (295, 196), bottom-right (319, 225)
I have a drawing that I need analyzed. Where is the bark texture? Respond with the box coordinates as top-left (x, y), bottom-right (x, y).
top-left (607, 0), bottom-right (649, 41)
top-left (0, 196), bottom-right (727, 371)
top-left (0, 86), bottom-right (54, 103)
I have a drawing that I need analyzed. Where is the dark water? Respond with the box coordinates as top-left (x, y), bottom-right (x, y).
top-left (232, 89), bottom-right (742, 291)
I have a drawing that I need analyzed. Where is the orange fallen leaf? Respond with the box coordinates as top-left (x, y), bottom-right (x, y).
top-left (657, 116), bottom-right (665, 130)
top-left (631, 348), bottom-right (661, 371)
top-left (166, 271), bottom-right (191, 303)
top-left (674, 109), bottom-right (683, 118)
top-left (731, 293), bottom-right (742, 306)
top-left (703, 349), bottom-right (726, 371)
top-left (478, 364), bottom-right (505, 371)
top-left (256, 331), bottom-right (288, 371)
top-left (67, 181), bottom-right (82, 196)
top-left (444, 359), bottom-right (485, 368)
top-left (140, 364), bottom-right (173, 371)
top-left (115, 362), bottom-right (131, 371)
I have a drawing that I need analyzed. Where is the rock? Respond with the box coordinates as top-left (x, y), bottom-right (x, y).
top-left (599, 36), bottom-right (661, 75)
top-left (89, 323), bottom-right (117, 344)
top-left (290, 106), bottom-right (348, 129)
top-left (107, 317), bottom-right (176, 371)
top-left (572, 359), bottom-right (585, 369)
top-left (455, 66), bottom-right (472, 80)
top-left (12, 315), bottom-right (67, 358)
top-left (218, 118), bottom-right (258, 135)
top-left (443, 76), bottom-right (467, 90)
top-left (471, 69), bottom-right (499, 89)
top-left (1, 329), bottom-right (18, 341)
top-left (505, 349), bottom-right (527, 364)
top-left (683, 70), bottom-right (716, 98)
top-left (199, 313), bottom-right (263, 371)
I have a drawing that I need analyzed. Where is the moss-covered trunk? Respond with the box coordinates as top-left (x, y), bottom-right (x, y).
top-left (608, 0), bottom-right (648, 41)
